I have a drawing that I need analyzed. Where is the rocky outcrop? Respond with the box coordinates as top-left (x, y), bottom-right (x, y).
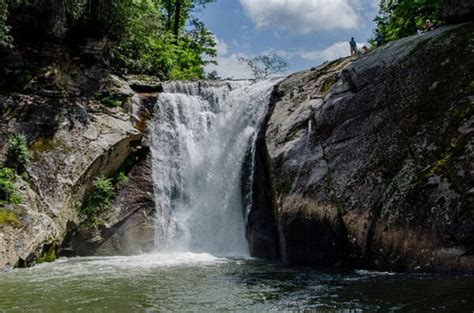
top-left (251, 23), bottom-right (474, 272)
top-left (0, 61), bottom-right (158, 270)
top-left (95, 153), bottom-right (155, 255)
top-left (63, 153), bottom-right (155, 256)
top-left (243, 91), bottom-right (280, 260)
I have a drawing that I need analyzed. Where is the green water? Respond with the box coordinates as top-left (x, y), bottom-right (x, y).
top-left (0, 253), bottom-right (473, 312)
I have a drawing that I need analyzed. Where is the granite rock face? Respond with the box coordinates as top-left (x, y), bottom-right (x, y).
top-left (64, 153), bottom-right (156, 256)
top-left (0, 65), bottom-right (158, 270)
top-left (250, 23), bottom-right (474, 272)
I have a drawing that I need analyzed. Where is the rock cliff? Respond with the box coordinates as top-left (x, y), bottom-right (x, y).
top-left (0, 49), bottom-right (158, 270)
top-left (249, 23), bottom-right (474, 272)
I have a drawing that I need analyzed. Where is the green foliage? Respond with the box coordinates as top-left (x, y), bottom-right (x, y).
top-left (94, 92), bottom-right (123, 108)
top-left (116, 171), bottom-right (128, 184)
top-left (159, 0), bottom-right (216, 38)
top-left (0, 0), bottom-right (12, 48)
top-left (0, 167), bottom-right (22, 207)
top-left (37, 245), bottom-right (57, 263)
top-left (5, 133), bottom-right (30, 175)
top-left (239, 53), bottom-right (289, 79)
top-left (81, 176), bottom-right (115, 220)
top-left (105, 0), bottom-right (217, 78)
top-left (375, 0), bottom-right (444, 42)
top-left (0, 209), bottom-right (20, 227)
top-left (2, 0), bottom-right (217, 79)
top-left (110, 0), bottom-right (216, 78)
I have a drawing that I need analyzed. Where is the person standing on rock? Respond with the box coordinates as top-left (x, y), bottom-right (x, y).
top-left (375, 29), bottom-right (383, 47)
top-left (350, 37), bottom-right (358, 56)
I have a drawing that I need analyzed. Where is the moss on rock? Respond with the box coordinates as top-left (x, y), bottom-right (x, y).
top-left (0, 209), bottom-right (21, 228)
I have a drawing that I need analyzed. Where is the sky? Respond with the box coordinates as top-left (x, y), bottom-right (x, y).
top-left (195, 0), bottom-right (381, 79)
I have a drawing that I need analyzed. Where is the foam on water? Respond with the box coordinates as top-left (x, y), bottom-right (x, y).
top-left (355, 269), bottom-right (396, 276)
top-left (14, 252), bottom-right (229, 280)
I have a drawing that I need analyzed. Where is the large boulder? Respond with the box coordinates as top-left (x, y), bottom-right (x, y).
top-left (252, 23), bottom-right (474, 272)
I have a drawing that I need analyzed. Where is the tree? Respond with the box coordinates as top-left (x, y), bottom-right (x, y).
top-left (2, 0), bottom-right (217, 80)
top-left (375, 0), bottom-right (444, 42)
top-left (187, 19), bottom-right (217, 65)
top-left (0, 0), bottom-right (12, 48)
top-left (207, 70), bottom-right (220, 80)
top-left (160, 0), bottom-right (215, 40)
top-left (239, 53), bottom-right (289, 79)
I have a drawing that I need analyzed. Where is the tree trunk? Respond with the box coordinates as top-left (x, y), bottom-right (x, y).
top-left (164, 0), bottom-right (173, 31)
top-left (173, 0), bottom-right (182, 39)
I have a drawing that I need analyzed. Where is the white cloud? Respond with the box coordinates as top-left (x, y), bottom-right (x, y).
top-left (206, 53), bottom-right (253, 79)
top-left (215, 37), bottom-right (229, 56)
top-left (299, 41), bottom-right (366, 62)
top-left (206, 38), bottom-right (252, 79)
top-left (205, 37), bottom-right (252, 79)
top-left (240, 0), bottom-right (360, 33)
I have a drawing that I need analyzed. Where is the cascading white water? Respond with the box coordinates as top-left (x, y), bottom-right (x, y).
top-left (149, 79), bottom-right (279, 257)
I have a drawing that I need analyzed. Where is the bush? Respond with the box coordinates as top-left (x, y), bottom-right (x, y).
top-left (0, 167), bottom-right (21, 207)
top-left (81, 176), bottom-right (115, 219)
top-left (5, 134), bottom-right (30, 175)
top-left (36, 245), bottom-right (57, 264)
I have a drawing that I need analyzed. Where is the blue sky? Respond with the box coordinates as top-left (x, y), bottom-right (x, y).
top-left (195, 0), bottom-right (380, 78)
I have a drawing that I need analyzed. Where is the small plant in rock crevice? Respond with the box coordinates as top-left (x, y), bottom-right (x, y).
top-left (116, 171), bottom-right (128, 185)
top-left (0, 167), bottom-right (21, 207)
top-left (80, 176), bottom-right (115, 223)
top-left (94, 92), bottom-right (124, 109)
top-left (5, 133), bottom-right (30, 176)
top-left (36, 244), bottom-right (57, 264)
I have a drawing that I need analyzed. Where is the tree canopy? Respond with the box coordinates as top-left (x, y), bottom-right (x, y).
top-left (0, 0), bottom-right (217, 80)
top-left (375, 0), bottom-right (445, 42)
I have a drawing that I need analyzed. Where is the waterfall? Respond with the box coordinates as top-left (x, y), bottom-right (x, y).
top-left (149, 79), bottom-right (278, 257)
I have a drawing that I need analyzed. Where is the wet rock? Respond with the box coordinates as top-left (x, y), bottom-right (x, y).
top-left (126, 75), bottom-right (163, 93)
top-left (244, 101), bottom-right (280, 260)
